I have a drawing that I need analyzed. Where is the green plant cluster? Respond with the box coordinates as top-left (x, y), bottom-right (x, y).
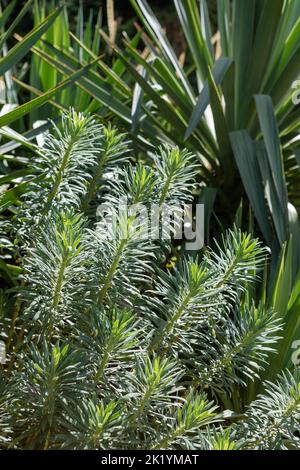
top-left (0, 111), bottom-right (299, 450)
top-left (0, 0), bottom-right (300, 451)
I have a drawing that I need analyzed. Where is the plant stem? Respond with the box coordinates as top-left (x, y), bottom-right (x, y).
top-left (97, 238), bottom-right (127, 306)
top-left (149, 289), bottom-right (193, 352)
top-left (151, 425), bottom-right (185, 450)
top-left (52, 251), bottom-right (70, 309)
top-left (82, 154), bottom-right (106, 211)
top-left (42, 133), bottom-right (77, 214)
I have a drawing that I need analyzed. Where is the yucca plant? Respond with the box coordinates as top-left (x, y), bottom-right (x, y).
top-left (1, 110), bottom-right (300, 450)
top-left (0, 0), bottom-right (83, 131)
top-left (28, 0), bottom-right (103, 124)
top-left (34, 0), bottom-right (300, 272)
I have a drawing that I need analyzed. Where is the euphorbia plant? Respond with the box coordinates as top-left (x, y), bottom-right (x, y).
top-left (0, 110), bottom-right (299, 450)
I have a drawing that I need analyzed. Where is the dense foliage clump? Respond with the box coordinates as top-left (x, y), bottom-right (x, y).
top-left (1, 111), bottom-right (299, 450)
